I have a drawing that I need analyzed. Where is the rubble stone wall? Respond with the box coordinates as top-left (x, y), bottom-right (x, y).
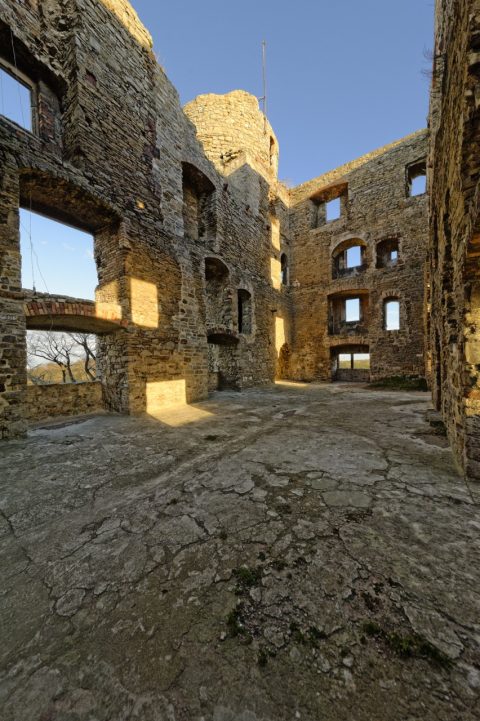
top-left (26, 381), bottom-right (103, 421)
top-left (288, 131), bottom-right (429, 382)
top-left (428, 0), bottom-right (480, 479)
top-left (0, 0), bottom-right (434, 451)
top-left (0, 0), bottom-right (292, 434)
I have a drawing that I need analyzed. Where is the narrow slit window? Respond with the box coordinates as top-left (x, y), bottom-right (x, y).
top-left (326, 197), bottom-right (341, 222)
top-left (345, 298), bottom-right (360, 322)
top-left (237, 289), bottom-right (252, 335)
top-left (280, 253), bottom-right (288, 286)
top-left (384, 300), bottom-right (400, 330)
top-left (0, 66), bottom-right (32, 132)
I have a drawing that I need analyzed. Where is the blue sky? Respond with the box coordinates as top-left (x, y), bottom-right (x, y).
top-left (134, 0), bottom-right (434, 184)
top-left (20, 210), bottom-right (96, 299)
top-left (12, 1), bottom-right (434, 298)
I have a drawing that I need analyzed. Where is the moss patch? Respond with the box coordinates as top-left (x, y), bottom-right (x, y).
top-left (370, 376), bottom-right (428, 392)
top-left (361, 621), bottom-right (452, 668)
top-left (232, 566), bottom-right (262, 594)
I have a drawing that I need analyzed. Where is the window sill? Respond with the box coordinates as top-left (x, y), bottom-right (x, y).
top-left (0, 114), bottom-right (34, 137)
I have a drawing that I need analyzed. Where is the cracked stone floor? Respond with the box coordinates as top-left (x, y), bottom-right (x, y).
top-left (1, 381), bottom-right (480, 721)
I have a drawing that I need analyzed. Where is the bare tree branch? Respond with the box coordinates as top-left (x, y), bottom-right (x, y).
top-left (26, 331), bottom-right (97, 384)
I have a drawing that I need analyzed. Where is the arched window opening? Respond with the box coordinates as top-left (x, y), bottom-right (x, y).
top-left (182, 163), bottom-right (216, 241)
top-left (205, 256), bottom-right (229, 282)
top-left (332, 241), bottom-right (366, 278)
top-left (384, 299), bottom-right (400, 331)
top-left (238, 289), bottom-right (252, 334)
top-left (376, 238), bottom-right (399, 269)
top-left (280, 253), bottom-right (289, 286)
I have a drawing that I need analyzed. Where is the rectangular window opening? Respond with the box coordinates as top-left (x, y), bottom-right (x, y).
top-left (390, 249), bottom-right (398, 262)
top-left (346, 246), bottom-right (362, 268)
top-left (20, 209), bottom-right (96, 299)
top-left (385, 300), bottom-right (400, 331)
top-left (407, 160), bottom-right (427, 198)
top-left (410, 174), bottom-right (426, 197)
top-left (0, 65), bottom-right (33, 132)
top-left (353, 353), bottom-right (370, 370)
top-left (326, 197), bottom-right (341, 222)
top-left (345, 297), bottom-right (360, 322)
top-left (27, 330), bottom-right (98, 385)
top-left (338, 353), bottom-right (352, 369)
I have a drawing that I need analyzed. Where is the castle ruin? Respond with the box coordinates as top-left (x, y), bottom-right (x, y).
top-left (1, 2), bottom-right (480, 718)
top-left (0, 0), bottom-right (477, 483)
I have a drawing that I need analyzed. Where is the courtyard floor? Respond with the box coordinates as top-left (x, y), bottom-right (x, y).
top-left (1, 382), bottom-right (479, 721)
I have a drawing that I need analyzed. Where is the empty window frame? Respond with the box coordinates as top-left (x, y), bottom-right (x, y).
top-left (326, 197), bottom-right (341, 222)
top-left (310, 184), bottom-right (347, 228)
top-left (27, 330), bottom-right (97, 384)
top-left (345, 297), bottom-right (361, 322)
top-left (384, 299), bottom-right (400, 330)
top-left (19, 209), bottom-right (96, 299)
top-left (407, 160), bottom-right (427, 197)
top-left (376, 238), bottom-right (400, 268)
top-left (269, 136), bottom-right (276, 167)
top-left (332, 241), bottom-right (366, 278)
top-left (280, 253), bottom-right (289, 286)
top-left (337, 352), bottom-right (370, 370)
top-left (346, 245), bottom-right (362, 268)
top-left (0, 63), bottom-right (33, 132)
top-left (353, 353), bottom-right (370, 369)
top-left (238, 289), bottom-right (252, 334)
top-left (182, 163), bottom-right (216, 240)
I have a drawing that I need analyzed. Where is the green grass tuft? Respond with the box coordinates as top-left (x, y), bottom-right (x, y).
top-left (370, 376), bottom-right (428, 391)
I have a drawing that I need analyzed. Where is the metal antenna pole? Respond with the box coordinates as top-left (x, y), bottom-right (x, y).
top-left (262, 40), bottom-right (267, 133)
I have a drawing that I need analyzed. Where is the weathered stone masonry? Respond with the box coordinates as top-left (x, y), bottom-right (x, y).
top-left (287, 132), bottom-right (428, 383)
top-left (0, 0), bottom-right (292, 436)
top-left (7, 0), bottom-right (473, 477)
top-left (428, 0), bottom-right (480, 480)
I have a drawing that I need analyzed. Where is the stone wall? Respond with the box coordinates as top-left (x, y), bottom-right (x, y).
top-left (0, 0), bottom-right (292, 433)
top-left (184, 91), bottom-right (279, 184)
top-left (428, 0), bottom-right (480, 480)
top-left (26, 381), bottom-right (103, 421)
top-left (287, 131), bottom-right (429, 382)
top-left (0, 0), bottom-right (433, 443)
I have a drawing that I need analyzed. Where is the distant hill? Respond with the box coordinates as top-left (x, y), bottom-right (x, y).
top-left (28, 359), bottom-right (97, 385)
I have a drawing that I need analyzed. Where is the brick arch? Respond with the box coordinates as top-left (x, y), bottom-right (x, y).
top-left (24, 293), bottom-right (126, 334)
